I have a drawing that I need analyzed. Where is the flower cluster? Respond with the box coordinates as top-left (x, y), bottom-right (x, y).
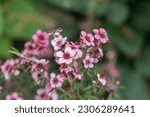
top-left (1, 59), bottom-right (20, 80)
top-left (0, 28), bottom-right (120, 100)
top-left (35, 88), bottom-right (58, 100)
top-left (23, 29), bottom-right (52, 57)
top-left (6, 92), bottom-right (23, 100)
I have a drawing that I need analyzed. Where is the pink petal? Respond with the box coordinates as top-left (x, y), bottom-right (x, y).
top-left (81, 31), bottom-right (86, 36)
top-left (37, 29), bottom-right (42, 35)
top-left (93, 29), bottom-right (99, 33)
top-left (32, 35), bottom-right (38, 40)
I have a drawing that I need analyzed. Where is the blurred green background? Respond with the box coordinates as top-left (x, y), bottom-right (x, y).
top-left (0, 0), bottom-right (150, 99)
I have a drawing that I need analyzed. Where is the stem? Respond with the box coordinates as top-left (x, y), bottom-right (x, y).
top-left (59, 87), bottom-right (75, 100)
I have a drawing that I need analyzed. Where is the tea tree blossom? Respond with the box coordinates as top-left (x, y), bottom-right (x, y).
top-left (80, 31), bottom-right (94, 46)
top-left (50, 73), bottom-right (63, 88)
top-left (35, 88), bottom-right (58, 100)
top-left (56, 47), bottom-right (76, 64)
top-left (73, 71), bottom-right (83, 80)
top-left (6, 92), bottom-right (23, 100)
top-left (51, 35), bottom-right (67, 50)
top-left (93, 28), bottom-right (109, 44)
top-left (59, 64), bottom-right (74, 74)
top-left (32, 29), bottom-right (49, 46)
top-left (1, 59), bottom-right (20, 80)
top-left (97, 73), bottom-right (106, 86)
top-left (0, 27), bottom-right (120, 100)
top-left (83, 55), bottom-right (94, 68)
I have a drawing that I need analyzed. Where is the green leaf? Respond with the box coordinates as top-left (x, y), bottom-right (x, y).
top-left (95, 0), bottom-right (110, 17)
top-left (48, 0), bottom-right (87, 14)
top-left (0, 10), bottom-right (4, 37)
top-left (5, 0), bottom-right (44, 40)
top-left (131, 2), bottom-right (150, 33)
top-left (118, 64), bottom-right (150, 99)
top-left (108, 27), bottom-right (143, 57)
top-left (135, 47), bottom-right (150, 76)
top-left (0, 38), bottom-right (12, 58)
top-left (106, 2), bottom-right (129, 25)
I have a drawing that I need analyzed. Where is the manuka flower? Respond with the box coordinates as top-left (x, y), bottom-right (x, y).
top-left (83, 55), bottom-right (94, 68)
top-left (55, 47), bottom-right (76, 64)
top-left (93, 28), bottom-right (109, 44)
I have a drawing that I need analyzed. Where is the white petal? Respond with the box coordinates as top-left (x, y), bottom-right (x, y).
top-left (56, 51), bottom-right (63, 57)
top-left (51, 40), bottom-right (56, 46)
top-left (65, 47), bottom-right (71, 53)
top-left (81, 31), bottom-right (86, 36)
top-left (50, 73), bottom-right (55, 78)
top-left (63, 37), bottom-right (67, 42)
top-left (70, 50), bottom-right (76, 57)
top-left (59, 58), bottom-right (65, 64)
top-left (66, 59), bottom-right (72, 64)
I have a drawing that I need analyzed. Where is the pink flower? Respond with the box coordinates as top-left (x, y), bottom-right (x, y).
top-left (6, 92), bottom-right (23, 100)
top-left (83, 55), bottom-right (94, 68)
top-left (51, 35), bottom-right (67, 50)
top-left (32, 29), bottom-right (49, 46)
top-left (31, 71), bottom-right (48, 81)
top-left (56, 47), bottom-right (76, 64)
top-left (74, 49), bottom-right (83, 60)
top-left (104, 64), bottom-right (120, 78)
top-left (73, 71), bottom-right (83, 80)
top-left (59, 64), bottom-right (74, 74)
top-left (93, 28), bottom-right (109, 44)
top-left (106, 79), bottom-right (116, 91)
top-left (50, 73), bottom-right (63, 88)
top-left (31, 59), bottom-right (49, 81)
top-left (36, 44), bottom-right (52, 57)
top-left (49, 90), bottom-right (58, 100)
top-left (87, 47), bottom-right (103, 63)
top-left (45, 82), bottom-right (52, 93)
top-left (35, 88), bottom-right (58, 100)
top-left (23, 42), bottom-right (36, 55)
top-left (1, 59), bottom-right (20, 80)
top-left (35, 59), bottom-right (49, 71)
top-left (35, 89), bottom-right (45, 100)
top-left (50, 29), bottom-right (62, 36)
top-left (97, 73), bottom-right (106, 86)
top-left (80, 31), bottom-right (94, 46)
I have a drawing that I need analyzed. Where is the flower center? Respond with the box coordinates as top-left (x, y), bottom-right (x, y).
top-left (53, 78), bottom-right (59, 84)
top-left (63, 52), bottom-right (70, 59)
top-left (100, 73), bottom-right (105, 79)
top-left (28, 45), bottom-right (34, 50)
top-left (5, 64), bottom-right (10, 71)
top-left (100, 33), bottom-right (105, 38)
top-left (38, 35), bottom-right (45, 40)
top-left (85, 35), bottom-right (91, 42)
top-left (85, 59), bottom-right (91, 65)
top-left (56, 40), bottom-right (62, 46)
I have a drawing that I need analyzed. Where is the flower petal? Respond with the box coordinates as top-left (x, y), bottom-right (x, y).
top-left (56, 51), bottom-right (63, 57)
